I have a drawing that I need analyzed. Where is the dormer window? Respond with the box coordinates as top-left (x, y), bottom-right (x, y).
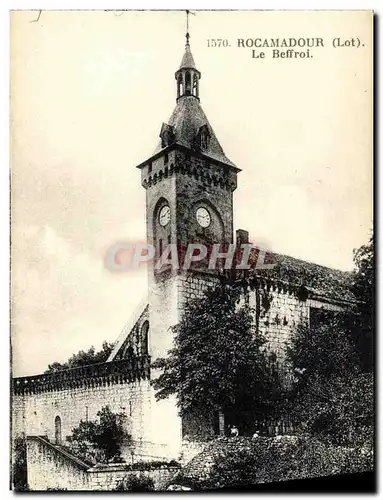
top-left (160, 123), bottom-right (175, 149)
top-left (201, 131), bottom-right (208, 150)
top-left (197, 124), bottom-right (211, 150)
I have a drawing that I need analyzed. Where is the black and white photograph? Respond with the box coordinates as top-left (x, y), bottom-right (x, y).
top-left (10, 9), bottom-right (374, 492)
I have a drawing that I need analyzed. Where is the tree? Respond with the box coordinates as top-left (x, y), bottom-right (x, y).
top-left (351, 234), bottom-right (374, 370)
top-left (114, 474), bottom-right (155, 492)
top-left (352, 234), bottom-right (374, 309)
top-left (66, 406), bottom-right (130, 463)
top-left (287, 311), bottom-right (359, 388)
top-left (286, 312), bottom-right (373, 446)
top-left (284, 235), bottom-right (374, 445)
top-left (45, 341), bottom-right (115, 373)
top-left (151, 283), bottom-right (281, 433)
top-left (12, 436), bottom-right (28, 491)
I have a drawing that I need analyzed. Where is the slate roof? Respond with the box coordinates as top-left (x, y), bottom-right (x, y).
top-left (254, 250), bottom-right (355, 303)
top-left (178, 43), bottom-right (197, 71)
top-left (153, 96), bottom-right (237, 168)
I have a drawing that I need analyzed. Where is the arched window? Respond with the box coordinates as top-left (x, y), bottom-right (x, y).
top-left (140, 321), bottom-right (149, 355)
top-left (193, 74), bottom-right (199, 97)
top-left (177, 74), bottom-right (183, 97)
top-left (185, 71), bottom-right (191, 95)
top-left (55, 416), bottom-right (62, 445)
top-left (123, 340), bottom-right (135, 358)
top-left (197, 124), bottom-right (211, 151)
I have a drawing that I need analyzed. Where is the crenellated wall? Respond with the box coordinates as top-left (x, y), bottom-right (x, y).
top-left (12, 357), bottom-right (182, 462)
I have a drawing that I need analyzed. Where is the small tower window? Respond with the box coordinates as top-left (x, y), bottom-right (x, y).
top-left (193, 74), bottom-right (199, 97)
top-left (160, 123), bottom-right (175, 149)
top-left (185, 71), bottom-right (191, 95)
top-left (164, 152), bottom-right (169, 164)
top-left (148, 162), bottom-right (152, 173)
top-left (197, 124), bottom-right (211, 150)
top-left (201, 132), bottom-right (208, 150)
top-left (177, 74), bottom-right (183, 97)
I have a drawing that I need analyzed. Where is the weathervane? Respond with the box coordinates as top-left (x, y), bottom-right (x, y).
top-left (185, 10), bottom-right (195, 46)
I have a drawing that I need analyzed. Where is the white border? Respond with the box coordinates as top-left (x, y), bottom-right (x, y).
top-left (2, 2), bottom-right (379, 499)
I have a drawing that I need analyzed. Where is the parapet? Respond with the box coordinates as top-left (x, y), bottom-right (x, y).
top-left (12, 356), bottom-right (151, 396)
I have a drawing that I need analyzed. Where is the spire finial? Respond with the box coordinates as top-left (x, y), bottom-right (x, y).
top-left (185, 10), bottom-right (194, 46)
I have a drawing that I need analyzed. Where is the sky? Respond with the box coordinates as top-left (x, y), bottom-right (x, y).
top-left (10, 10), bottom-right (373, 376)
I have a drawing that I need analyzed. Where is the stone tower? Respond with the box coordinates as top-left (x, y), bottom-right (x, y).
top-left (136, 33), bottom-right (240, 452)
top-left (136, 33), bottom-right (239, 358)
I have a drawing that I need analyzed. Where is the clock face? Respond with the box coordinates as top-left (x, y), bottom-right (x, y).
top-left (159, 205), bottom-right (170, 226)
top-left (196, 207), bottom-right (211, 228)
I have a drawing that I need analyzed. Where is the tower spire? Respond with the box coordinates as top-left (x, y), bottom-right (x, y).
top-left (175, 10), bottom-right (200, 100)
top-left (185, 10), bottom-right (191, 46)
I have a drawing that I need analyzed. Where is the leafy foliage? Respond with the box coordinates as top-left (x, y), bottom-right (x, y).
top-left (66, 406), bottom-right (129, 464)
top-left (125, 459), bottom-right (180, 470)
top-left (12, 436), bottom-right (29, 491)
top-left (152, 283), bottom-right (282, 428)
top-left (352, 234), bottom-right (374, 309)
top-left (171, 436), bottom-right (373, 490)
top-left (286, 310), bottom-right (373, 446)
top-left (114, 473), bottom-right (155, 491)
top-left (284, 235), bottom-right (374, 446)
top-left (351, 234), bottom-right (374, 369)
top-left (287, 311), bottom-right (359, 384)
top-left (45, 341), bottom-right (114, 373)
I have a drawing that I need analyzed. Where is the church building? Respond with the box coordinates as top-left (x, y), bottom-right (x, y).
top-left (12, 32), bottom-right (355, 467)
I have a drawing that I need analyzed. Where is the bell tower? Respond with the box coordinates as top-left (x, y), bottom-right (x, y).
top-left (175, 33), bottom-right (200, 99)
top-left (135, 27), bottom-right (240, 454)
top-left (136, 31), bottom-right (240, 359)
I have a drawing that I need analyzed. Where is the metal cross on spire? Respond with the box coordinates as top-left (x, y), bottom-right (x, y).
top-left (185, 10), bottom-right (195, 46)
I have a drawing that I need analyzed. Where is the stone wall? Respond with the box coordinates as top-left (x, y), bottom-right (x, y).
top-left (12, 375), bottom-right (183, 462)
top-left (181, 440), bottom-right (210, 465)
top-left (25, 436), bottom-right (179, 491)
top-left (255, 287), bottom-right (309, 364)
top-left (26, 437), bottom-right (90, 491)
top-left (177, 271), bottom-right (221, 311)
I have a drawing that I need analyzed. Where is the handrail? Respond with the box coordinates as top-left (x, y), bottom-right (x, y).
top-left (28, 436), bottom-right (91, 471)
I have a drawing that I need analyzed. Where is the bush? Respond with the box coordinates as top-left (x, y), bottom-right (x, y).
top-left (114, 473), bottom-right (155, 491)
top-left (12, 436), bottom-right (28, 491)
top-left (126, 459), bottom-right (180, 471)
top-left (66, 405), bottom-right (130, 464)
top-left (286, 311), bottom-right (374, 447)
top-left (178, 436), bottom-right (373, 490)
top-left (290, 372), bottom-right (374, 446)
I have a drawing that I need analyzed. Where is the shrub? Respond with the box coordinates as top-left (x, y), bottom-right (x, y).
top-left (178, 436), bottom-right (373, 490)
top-left (12, 436), bottom-right (28, 491)
top-left (126, 459), bottom-right (180, 471)
top-left (66, 406), bottom-right (130, 464)
top-left (114, 473), bottom-right (155, 491)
